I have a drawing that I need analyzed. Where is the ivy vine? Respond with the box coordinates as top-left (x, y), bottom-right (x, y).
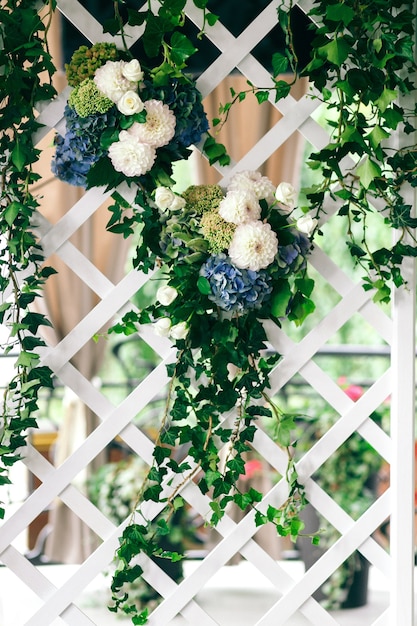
top-left (0, 0), bottom-right (57, 518)
top-left (217, 0), bottom-right (417, 303)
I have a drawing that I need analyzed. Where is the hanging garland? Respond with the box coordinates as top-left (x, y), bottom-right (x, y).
top-left (0, 0), bottom-right (56, 519)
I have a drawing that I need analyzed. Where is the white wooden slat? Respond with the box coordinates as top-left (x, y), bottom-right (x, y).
top-left (308, 246), bottom-right (393, 343)
top-left (306, 480), bottom-right (391, 576)
top-left (0, 545), bottom-right (95, 625)
top-left (256, 490), bottom-right (391, 625)
top-left (38, 270), bottom-right (157, 373)
top-left (0, 359), bottom-right (171, 553)
top-left (55, 0), bottom-right (140, 48)
top-left (2, 1), bottom-right (414, 623)
top-left (390, 252), bottom-right (416, 624)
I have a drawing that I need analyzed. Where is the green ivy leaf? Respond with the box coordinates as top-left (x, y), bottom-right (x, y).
top-left (356, 156), bottom-right (381, 188)
top-left (326, 3), bottom-right (355, 25)
top-left (170, 31), bottom-right (197, 66)
top-left (375, 87), bottom-right (398, 113)
top-left (271, 52), bottom-right (289, 77)
top-left (197, 276), bottom-right (211, 295)
top-left (318, 37), bottom-right (350, 66)
top-left (4, 201), bottom-right (22, 226)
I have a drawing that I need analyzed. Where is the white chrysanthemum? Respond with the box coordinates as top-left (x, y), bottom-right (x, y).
top-left (228, 170), bottom-right (276, 203)
top-left (94, 60), bottom-right (137, 103)
top-left (108, 131), bottom-right (156, 177)
top-left (128, 99), bottom-right (176, 148)
top-left (218, 190), bottom-right (261, 225)
top-left (228, 221), bottom-right (278, 271)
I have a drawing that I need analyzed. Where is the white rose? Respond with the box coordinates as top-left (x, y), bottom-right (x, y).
top-left (275, 182), bottom-right (297, 208)
top-left (297, 214), bottom-right (318, 236)
top-left (117, 90), bottom-right (144, 115)
top-left (170, 321), bottom-right (189, 340)
top-left (155, 187), bottom-right (176, 210)
top-left (170, 195), bottom-right (186, 210)
top-left (154, 187), bottom-right (186, 211)
top-left (153, 317), bottom-right (172, 337)
top-left (156, 285), bottom-right (178, 306)
top-left (122, 59), bottom-right (144, 83)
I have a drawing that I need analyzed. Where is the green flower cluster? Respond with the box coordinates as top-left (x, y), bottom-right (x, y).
top-left (65, 42), bottom-right (119, 87)
top-left (68, 79), bottom-right (114, 117)
top-left (200, 210), bottom-right (235, 254)
top-left (182, 184), bottom-right (223, 214)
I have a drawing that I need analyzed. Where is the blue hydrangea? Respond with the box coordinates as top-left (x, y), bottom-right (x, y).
top-left (201, 254), bottom-right (273, 313)
top-left (51, 105), bottom-right (117, 187)
top-left (276, 230), bottom-right (311, 276)
top-left (144, 79), bottom-right (209, 147)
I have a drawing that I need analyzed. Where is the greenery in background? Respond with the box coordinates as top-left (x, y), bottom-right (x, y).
top-left (286, 381), bottom-right (389, 608)
top-left (0, 0), bottom-right (56, 519)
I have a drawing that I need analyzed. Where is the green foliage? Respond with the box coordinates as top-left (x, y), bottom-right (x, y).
top-left (279, 0), bottom-right (417, 301)
top-left (0, 0), bottom-right (56, 517)
top-left (214, 0), bottom-right (417, 301)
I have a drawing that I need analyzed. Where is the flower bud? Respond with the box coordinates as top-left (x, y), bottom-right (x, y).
top-left (153, 317), bottom-right (171, 337)
top-left (275, 182), bottom-right (297, 208)
top-left (156, 285), bottom-right (178, 306)
top-left (117, 90), bottom-right (144, 115)
top-left (297, 214), bottom-right (318, 236)
top-left (170, 321), bottom-right (189, 340)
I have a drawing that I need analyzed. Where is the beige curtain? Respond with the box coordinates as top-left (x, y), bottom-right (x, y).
top-left (193, 74), bottom-right (308, 187)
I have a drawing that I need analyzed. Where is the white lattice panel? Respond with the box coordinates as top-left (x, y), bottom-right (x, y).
top-left (0, 1), bottom-right (415, 625)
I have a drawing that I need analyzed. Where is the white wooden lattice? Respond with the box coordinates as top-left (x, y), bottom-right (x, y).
top-left (0, 1), bottom-right (415, 625)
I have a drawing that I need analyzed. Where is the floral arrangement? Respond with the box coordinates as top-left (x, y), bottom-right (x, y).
top-left (108, 170), bottom-right (318, 621)
top-left (51, 41), bottom-right (213, 191)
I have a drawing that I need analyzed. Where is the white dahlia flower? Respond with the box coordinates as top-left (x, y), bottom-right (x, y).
top-left (108, 131), bottom-right (156, 177)
top-left (94, 60), bottom-right (137, 103)
top-left (218, 190), bottom-right (261, 225)
top-left (128, 99), bottom-right (176, 148)
top-left (228, 171), bottom-right (276, 203)
top-left (228, 221), bottom-right (278, 271)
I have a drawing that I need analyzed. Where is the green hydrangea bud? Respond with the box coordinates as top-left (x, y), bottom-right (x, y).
top-left (200, 210), bottom-right (236, 254)
top-left (65, 42), bottom-right (119, 87)
top-left (68, 79), bottom-right (114, 117)
top-left (182, 184), bottom-right (224, 214)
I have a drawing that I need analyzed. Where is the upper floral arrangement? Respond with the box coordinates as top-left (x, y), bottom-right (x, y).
top-left (51, 42), bottom-right (212, 191)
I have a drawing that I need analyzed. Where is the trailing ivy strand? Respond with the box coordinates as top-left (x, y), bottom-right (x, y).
top-left (282, 0), bottom-right (417, 301)
top-left (217, 0), bottom-right (417, 302)
top-left (0, 0), bottom-right (57, 518)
